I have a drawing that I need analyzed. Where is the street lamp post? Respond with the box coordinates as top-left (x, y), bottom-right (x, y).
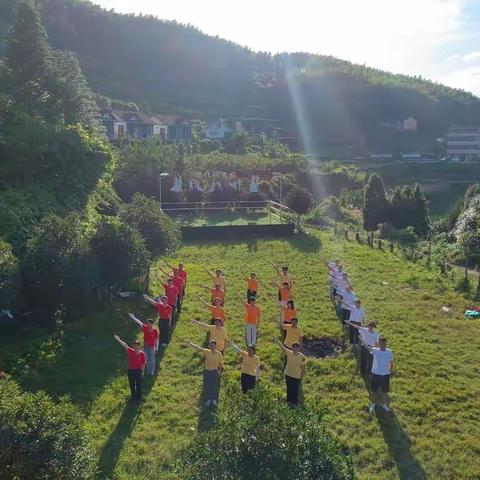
top-left (158, 172), bottom-right (169, 211)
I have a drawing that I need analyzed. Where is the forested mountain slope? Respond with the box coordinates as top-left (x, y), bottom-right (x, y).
top-left (2, 0), bottom-right (480, 149)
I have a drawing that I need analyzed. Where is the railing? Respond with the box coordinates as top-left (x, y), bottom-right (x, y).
top-left (161, 200), bottom-right (303, 230)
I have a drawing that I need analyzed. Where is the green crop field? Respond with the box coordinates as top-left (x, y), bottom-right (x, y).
top-left (1, 229), bottom-right (479, 479)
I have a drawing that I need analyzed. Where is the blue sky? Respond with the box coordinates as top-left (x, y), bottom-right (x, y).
top-left (95, 0), bottom-right (480, 96)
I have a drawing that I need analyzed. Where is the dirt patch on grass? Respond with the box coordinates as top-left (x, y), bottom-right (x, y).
top-left (302, 337), bottom-right (344, 359)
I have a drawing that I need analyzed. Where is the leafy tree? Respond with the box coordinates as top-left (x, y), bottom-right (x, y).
top-left (284, 185), bottom-right (314, 214)
top-left (23, 213), bottom-right (93, 317)
top-left (119, 193), bottom-right (181, 257)
top-left (90, 218), bottom-right (150, 290)
top-left (44, 50), bottom-right (99, 129)
top-left (175, 381), bottom-right (355, 480)
top-left (0, 377), bottom-right (95, 480)
top-left (0, 240), bottom-right (20, 308)
top-left (412, 183), bottom-right (429, 235)
top-left (363, 173), bottom-right (389, 231)
top-left (227, 132), bottom-right (253, 155)
top-left (1, 1), bottom-right (50, 115)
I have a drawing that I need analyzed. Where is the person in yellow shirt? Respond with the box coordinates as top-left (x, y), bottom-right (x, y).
top-left (203, 266), bottom-right (227, 294)
top-left (228, 341), bottom-right (260, 393)
top-left (240, 297), bottom-right (261, 347)
top-left (274, 339), bottom-right (306, 406)
top-left (191, 318), bottom-right (228, 353)
top-left (246, 272), bottom-right (259, 300)
top-left (278, 317), bottom-right (303, 348)
top-left (199, 297), bottom-right (226, 324)
top-left (184, 339), bottom-right (224, 407)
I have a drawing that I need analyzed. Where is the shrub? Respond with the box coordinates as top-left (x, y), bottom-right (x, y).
top-left (0, 240), bottom-right (20, 308)
top-left (119, 193), bottom-right (181, 257)
top-left (91, 218), bottom-right (150, 290)
top-left (174, 381), bottom-right (355, 480)
top-left (23, 213), bottom-right (93, 316)
top-left (0, 378), bottom-right (95, 479)
top-left (285, 185), bottom-right (314, 214)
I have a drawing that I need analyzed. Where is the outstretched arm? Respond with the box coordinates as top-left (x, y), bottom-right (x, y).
top-left (199, 297), bottom-right (209, 307)
top-left (346, 320), bottom-right (362, 330)
top-left (198, 284), bottom-right (212, 291)
top-left (191, 319), bottom-right (209, 329)
top-left (183, 340), bottom-right (203, 352)
top-left (114, 334), bottom-right (128, 350)
top-left (228, 341), bottom-right (243, 354)
top-left (274, 338), bottom-right (288, 353)
top-left (143, 294), bottom-right (157, 306)
top-left (273, 315), bottom-right (285, 330)
top-left (128, 313), bottom-right (144, 328)
top-left (270, 261), bottom-right (280, 274)
top-left (202, 266), bottom-right (214, 278)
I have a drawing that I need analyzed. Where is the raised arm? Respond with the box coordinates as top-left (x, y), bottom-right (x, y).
top-left (114, 334), bottom-right (128, 350)
top-left (198, 284), bottom-right (212, 291)
top-left (346, 320), bottom-right (362, 330)
top-left (228, 341), bottom-right (243, 354)
top-left (270, 261), bottom-right (280, 274)
top-left (202, 266), bottom-right (214, 278)
top-left (191, 319), bottom-right (209, 329)
top-left (143, 294), bottom-right (157, 306)
top-left (183, 340), bottom-right (203, 352)
top-left (164, 260), bottom-right (175, 271)
top-left (128, 313), bottom-right (144, 328)
top-left (199, 297), bottom-right (209, 307)
top-left (273, 315), bottom-right (285, 330)
top-left (274, 338), bottom-right (288, 353)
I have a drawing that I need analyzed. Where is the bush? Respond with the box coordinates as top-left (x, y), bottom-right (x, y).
top-left (91, 218), bottom-right (150, 290)
top-left (119, 193), bottom-right (181, 257)
top-left (23, 213), bottom-right (93, 316)
top-left (174, 381), bottom-right (354, 480)
top-left (0, 378), bottom-right (95, 479)
top-left (285, 185), bottom-right (314, 214)
top-left (0, 240), bottom-right (20, 308)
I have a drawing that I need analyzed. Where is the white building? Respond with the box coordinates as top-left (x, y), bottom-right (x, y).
top-left (447, 126), bottom-right (480, 161)
top-left (150, 115), bottom-right (169, 142)
top-left (205, 119), bottom-right (234, 140)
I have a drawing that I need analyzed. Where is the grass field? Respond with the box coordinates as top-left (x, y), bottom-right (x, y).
top-left (2, 229), bottom-right (480, 479)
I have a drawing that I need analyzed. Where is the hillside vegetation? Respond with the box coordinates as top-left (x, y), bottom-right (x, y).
top-left (2, 0), bottom-right (480, 150)
top-left (2, 229), bottom-right (479, 479)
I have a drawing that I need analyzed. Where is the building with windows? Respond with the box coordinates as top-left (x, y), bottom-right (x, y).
top-left (446, 126), bottom-right (480, 161)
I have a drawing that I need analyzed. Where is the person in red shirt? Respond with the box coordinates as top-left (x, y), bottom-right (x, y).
top-left (163, 277), bottom-right (179, 322)
top-left (144, 294), bottom-right (172, 346)
top-left (114, 334), bottom-right (146, 400)
top-left (159, 266), bottom-right (185, 311)
top-left (128, 313), bottom-right (158, 375)
top-left (165, 261), bottom-right (187, 296)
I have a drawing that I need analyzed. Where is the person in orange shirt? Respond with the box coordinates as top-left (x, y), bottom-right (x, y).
top-left (203, 266), bottom-right (227, 294)
top-left (240, 297), bottom-right (261, 347)
top-left (198, 283), bottom-right (225, 305)
top-left (271, 263), bottom-right (292, 287)
top-left (271, 296), bottom-right (297, 324)
top-left (199, 297), bottom-right (226, 324)
top-left (273, 280), bottom-right (293, 306)
top-left (246, 272), bottom-right (259, 300)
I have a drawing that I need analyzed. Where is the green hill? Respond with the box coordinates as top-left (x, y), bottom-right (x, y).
top-left (2, 0), bottom-right (480, 151)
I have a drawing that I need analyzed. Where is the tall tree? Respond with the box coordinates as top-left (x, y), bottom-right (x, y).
top-left (1, 1), bottom-right (50, 114)
top-left (363, 172), bottom-right (389, 231)
top-left (412, 183), bottom-right (429, 236)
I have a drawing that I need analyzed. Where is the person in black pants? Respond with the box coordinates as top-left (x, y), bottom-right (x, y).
top-left (275, 339), bottom-right (306, 406)
top-left (114, 335), bottom-right (146, 400)
top-left (246, 272), bottom-right (258, 301)
top-left (228, 342), bottom-right (260, 393)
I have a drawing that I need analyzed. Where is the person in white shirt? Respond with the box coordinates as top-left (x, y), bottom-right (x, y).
top-left (338, 285), bottom-right (356, 323)
top-left (347, 299), bottom-right (365, 345)
top-left (348, 320), bottom-right (379, 374)
top-left (366, 337), bottom-right (394, 413)
top-left (326, 261), bottom-right (343, 300)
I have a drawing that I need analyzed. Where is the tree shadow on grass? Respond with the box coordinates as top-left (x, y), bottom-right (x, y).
top-left (286, 233), bottom-right (322, 253)
top-left (359, 373), bottom-right (426, 480)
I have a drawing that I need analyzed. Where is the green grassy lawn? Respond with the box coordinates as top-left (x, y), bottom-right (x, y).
top-left (2, 229), bottom-right (480, 479)
top-left (171, 211), bottom-right (282, 226)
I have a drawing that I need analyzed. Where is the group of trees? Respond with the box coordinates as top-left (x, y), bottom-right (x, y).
top-left (0, 2), bottom-right (181, 317)
top-left (363, 173), bottom-right (429, 236)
